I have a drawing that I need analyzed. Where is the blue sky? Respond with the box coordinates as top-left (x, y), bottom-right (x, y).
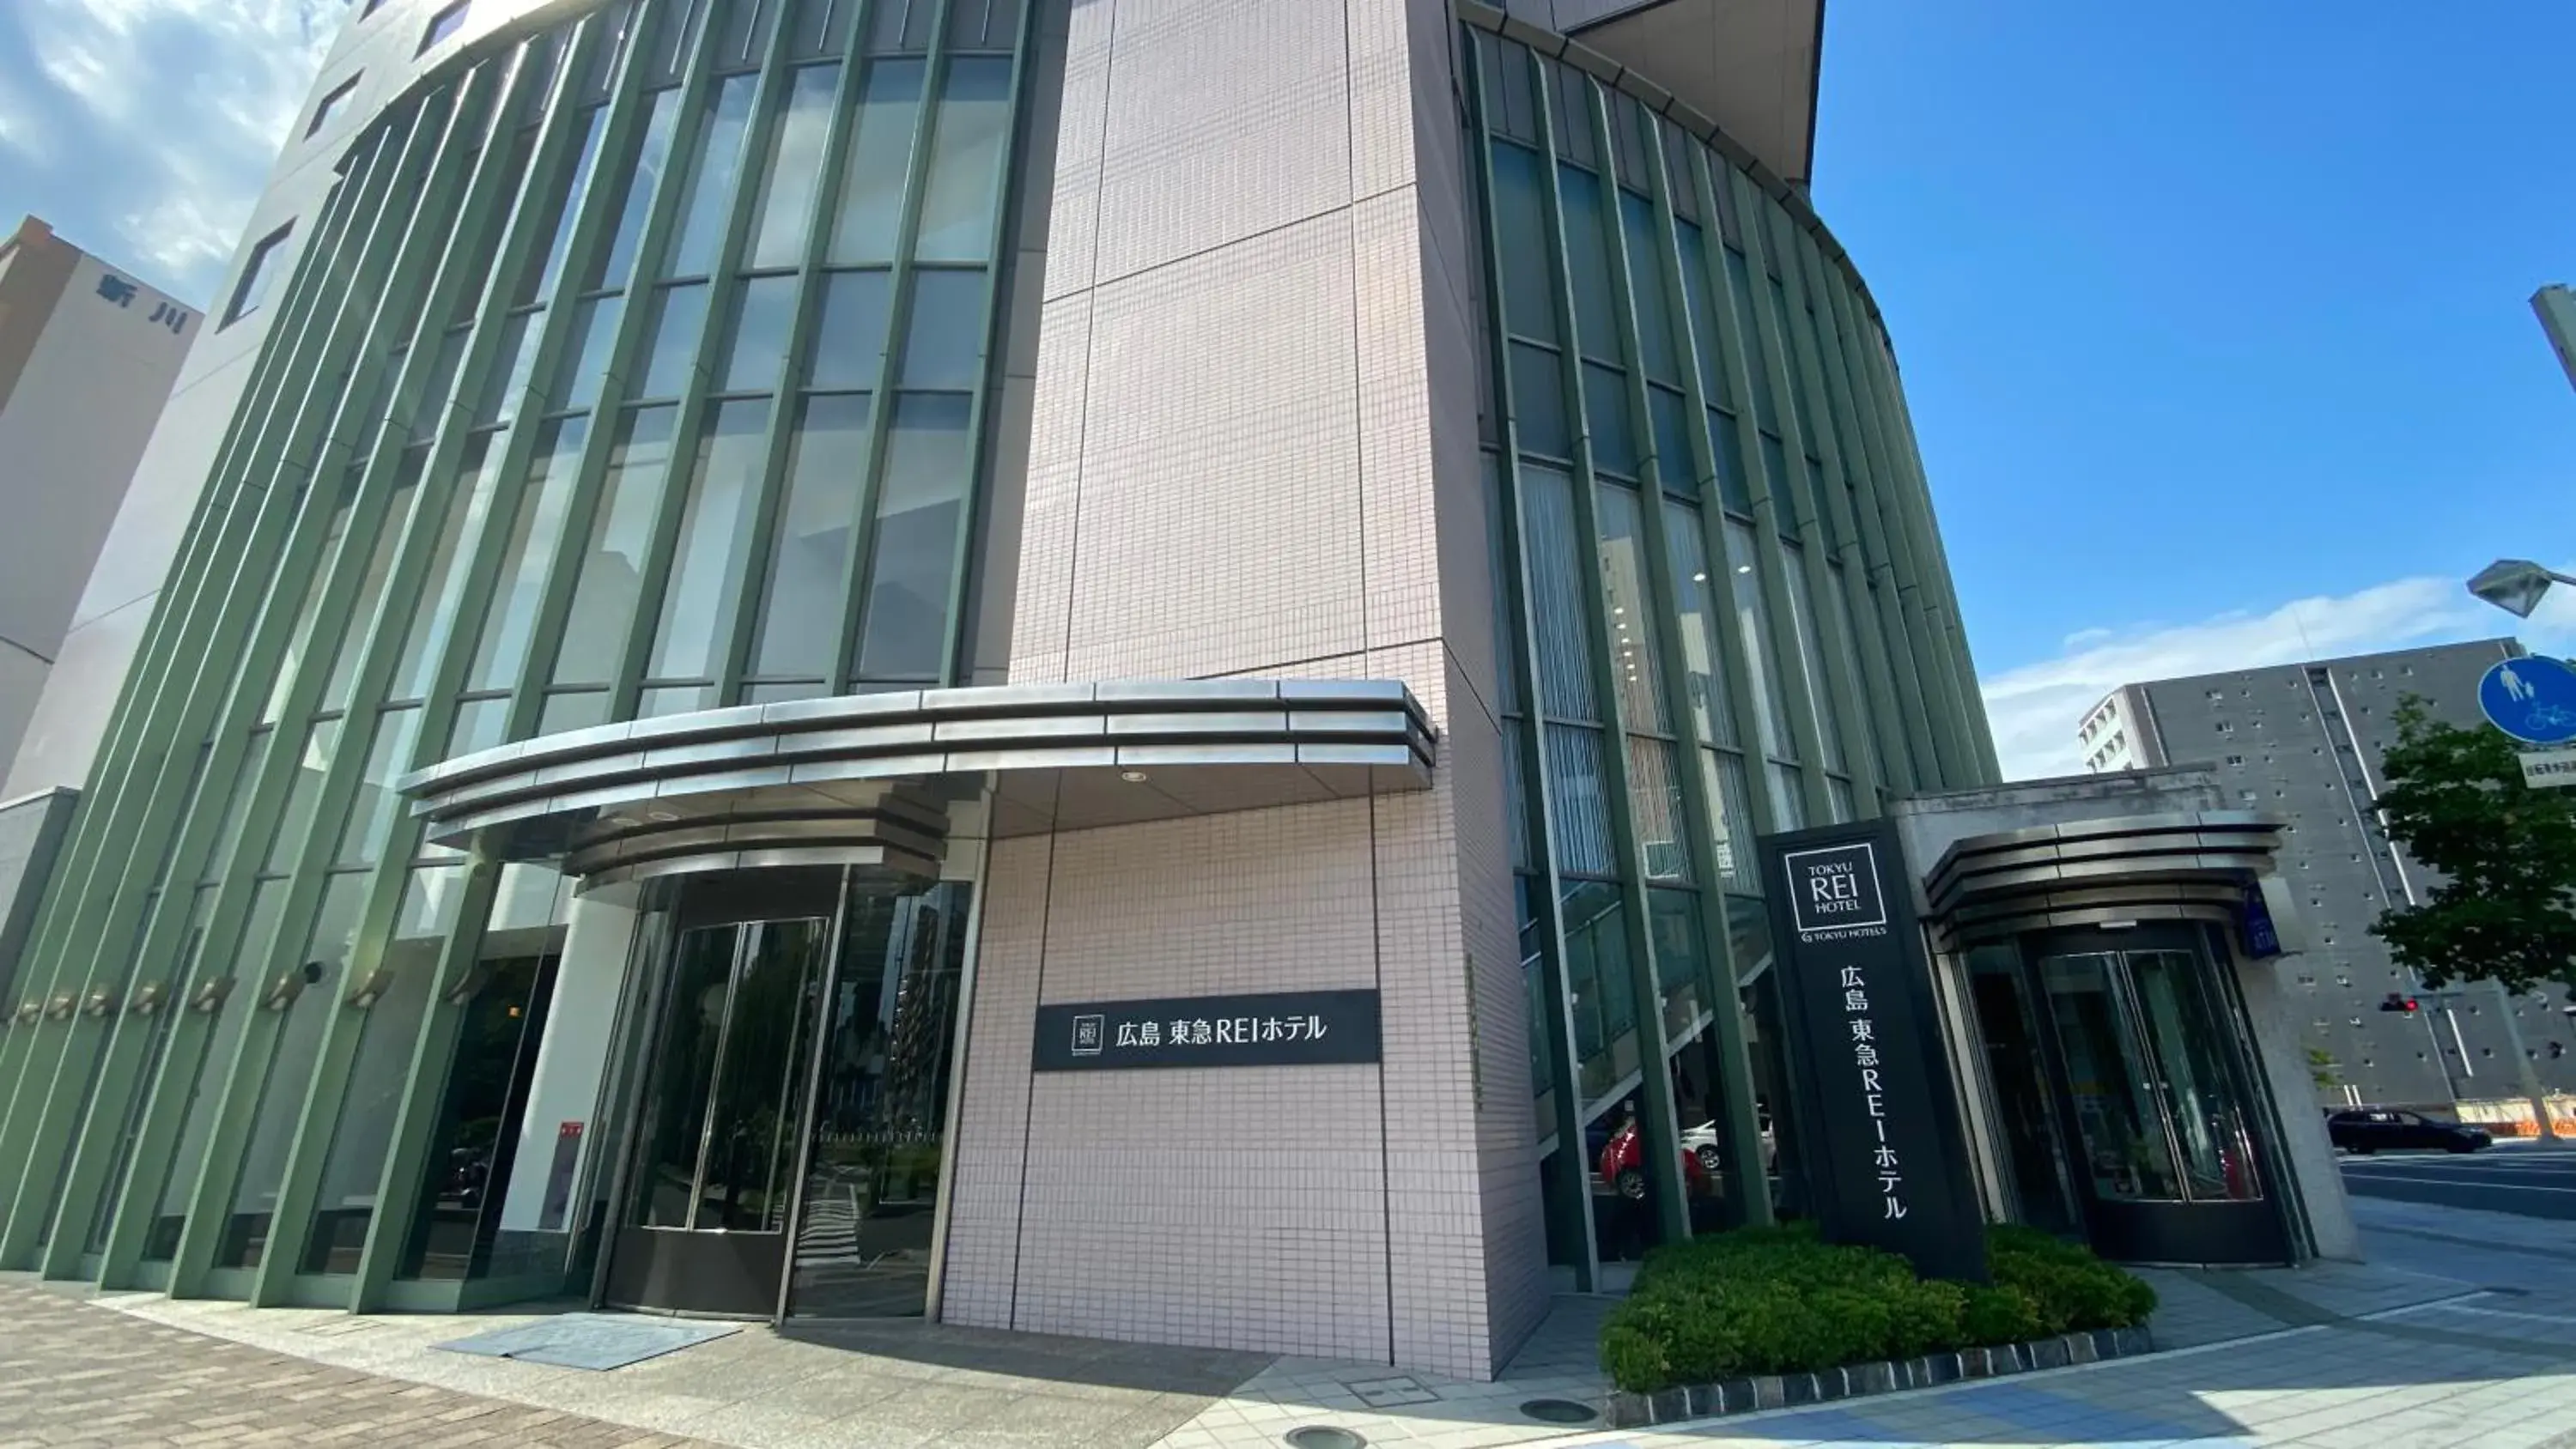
top-left (0, 3), bottom-right (2566, 777)
top-left (1814, 2), bottom-right (2576, 773)
top-left (0, 1), bottom-right (332, 302)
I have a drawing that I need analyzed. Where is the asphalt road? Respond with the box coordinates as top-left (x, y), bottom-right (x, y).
top-left (2337, 1143), bottom-right (2576, 1222)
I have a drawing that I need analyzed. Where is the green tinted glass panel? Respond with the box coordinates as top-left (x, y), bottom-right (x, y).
top-left (469, 418), bottom-right (591, 690)
top-left (556, 406), bottom-right (681, 685)
top-left (914, 58), bottom-right (1013, 262)
top-left (751, 392), bottom-right (872, 678)
top-left (748, 64), bottom-right (841, 268)
top-left (650, 399), bottom-right (773, 680)
top-left (853, 393), bottom-right (969, 681)
top-left (665, 75), bottom-right (758, 278)
top-left (829, 61), bottom-right (925, 264)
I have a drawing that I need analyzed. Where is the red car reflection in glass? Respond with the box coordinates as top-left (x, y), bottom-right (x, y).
top-left (1597, 1119), bottom-right (1711, 1199)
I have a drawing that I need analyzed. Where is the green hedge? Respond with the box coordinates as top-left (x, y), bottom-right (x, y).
top-left (1599, 1222), bottom-right (2157, 1393)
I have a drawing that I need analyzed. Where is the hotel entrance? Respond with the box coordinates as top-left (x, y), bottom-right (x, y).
top-left (596, 868), bottom-right (972, 1319)
top-left (1971, 925), bottom-right (2292, 1266)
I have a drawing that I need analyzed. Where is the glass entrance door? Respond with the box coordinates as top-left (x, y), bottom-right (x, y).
top-left (781, 884), bottom-right (972, 1319)
top-left (2031, 932), bottom-right (2288, 1264)
top-left (605, 909), bottom-right (829, 1316)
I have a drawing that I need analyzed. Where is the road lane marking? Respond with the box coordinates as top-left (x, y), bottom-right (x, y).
top-left (2342, 1173), bottom-right (2576, 1194)
top-left (2420, 1303), bottom-right (2576, 1326)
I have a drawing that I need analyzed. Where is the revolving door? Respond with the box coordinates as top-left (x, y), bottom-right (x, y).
top-left (1973, 925), bottom-right (2292, 1266)
top-left (598, 868), bottom-right (973, 1319)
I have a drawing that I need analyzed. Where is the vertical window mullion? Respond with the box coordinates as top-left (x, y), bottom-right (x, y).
top-left (923, 27), bottom-right (1032, 688)
top-left (192, 65), bottom-right (525, 1294)
top-left (1814, 258), bottom-right (1953, 786)
top-left (1534, 59), bottom-right (1689, 1246)
top-left (260, 62), bottom-right (636, 1299)
top-left (1462, 38), bottom-right (1599, 1288)
top-left (1704, 165), bottom-right (1828, 828)
top-left (829, 0), bottom-right (963, 693)
top-left (1783, 233), bottom-right (1905, 803)
top-left (409, 19), bottom-right (665, 772)
top-left (715, 15), bottom-right (873, 700)
top-left (570, 15), bottom-right (755, 720)
top-left (153, 95), bottom-right (469, 1292)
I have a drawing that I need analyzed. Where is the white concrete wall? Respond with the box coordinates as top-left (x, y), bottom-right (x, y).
top-left (2233, 944), bottom-right (2360, 1259)
top-left (0, 252), bottom-right (192, 775)
top-left (499, 895), bottom-right (637, 1234)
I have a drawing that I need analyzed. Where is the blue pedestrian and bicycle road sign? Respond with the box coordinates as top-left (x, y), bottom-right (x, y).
top-left (2478, 656), bottom-right (2576, 746)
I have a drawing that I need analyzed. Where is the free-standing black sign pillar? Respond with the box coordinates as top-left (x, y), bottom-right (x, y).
top-left (1759, 819), bottom-right (1988, 1282)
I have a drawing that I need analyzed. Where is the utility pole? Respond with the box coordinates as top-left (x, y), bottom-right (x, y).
top-left (2416, 985), bottom-right (2561, 1145)
top-left (2486, 983), bottom-right (2563, 1146)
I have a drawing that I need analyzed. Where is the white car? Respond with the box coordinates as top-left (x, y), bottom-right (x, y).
top-left (1679, 1114), bottom-right (1777, 1176)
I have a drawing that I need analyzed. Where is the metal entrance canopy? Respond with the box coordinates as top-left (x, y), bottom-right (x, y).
top-left (397, 679), bottom-right (1437, 889)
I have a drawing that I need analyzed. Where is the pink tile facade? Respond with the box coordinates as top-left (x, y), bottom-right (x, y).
top-left (940, 0), bottom-right (1551, 1379)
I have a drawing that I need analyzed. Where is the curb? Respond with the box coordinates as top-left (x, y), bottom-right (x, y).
top-left (1599, 1325), bottom-right (2157, 1429)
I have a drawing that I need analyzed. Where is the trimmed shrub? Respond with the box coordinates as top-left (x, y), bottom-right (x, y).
top-left (1960, 1282), bottom-right (2044, 1346)
top-left (1600, 1222), bottom-right (2156, 1392)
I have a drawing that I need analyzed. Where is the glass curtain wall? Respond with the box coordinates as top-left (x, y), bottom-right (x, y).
top-left (0, 0), bottom-right (1030, 1306)
top-left (1463, 17), bottom-right (1994, 1276)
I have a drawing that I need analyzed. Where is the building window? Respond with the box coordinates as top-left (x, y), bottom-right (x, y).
top-left (220, 222), bottom-right (294, 328)
top-left (419, 1), bottom-right (469, 53)
top-left (306, 74), bottom-right (360, 137)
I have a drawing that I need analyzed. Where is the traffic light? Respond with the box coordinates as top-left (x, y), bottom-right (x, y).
top-left (2379, 992), bottom-right (2421, 1014)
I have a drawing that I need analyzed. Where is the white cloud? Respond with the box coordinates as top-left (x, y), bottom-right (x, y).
top-left (1978, 572), bottom-right (2576, 783)
top-left (1, 0), bottom-right (335, 299)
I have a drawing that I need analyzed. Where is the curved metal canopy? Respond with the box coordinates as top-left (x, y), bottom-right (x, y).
top-left (1921, 811), bottom-right (2287, 950)
top-left (398, 679), bottom-right (1437, 888)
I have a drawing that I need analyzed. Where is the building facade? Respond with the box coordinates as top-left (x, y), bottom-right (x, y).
top-left (0, 217), bottom-right (196, 785)
top-left (0, 0), bottom-right (2029, 1378)
top-left (2081, 639), bottom-right (2576, 1109)
top-left (0, 217), bottom-right (196, 1028)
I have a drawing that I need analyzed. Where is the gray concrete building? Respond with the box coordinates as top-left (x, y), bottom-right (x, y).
top-left (2080, 639), bottom-right (2576, 1109)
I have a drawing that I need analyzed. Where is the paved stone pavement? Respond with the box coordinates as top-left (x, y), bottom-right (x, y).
top-left (0, 1279), bottom-right (720, 1449)
top-left (74, 1281), bottom-right (1254, 1449)
top-left (9, 1194), bottom-right (2576, 1448)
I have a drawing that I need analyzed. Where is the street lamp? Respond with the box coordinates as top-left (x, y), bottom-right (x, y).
top-left (2468, 558), bottom-right (2576, 619)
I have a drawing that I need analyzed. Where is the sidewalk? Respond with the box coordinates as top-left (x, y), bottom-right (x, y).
top-left (46, 1193), bottom-right (2576, 1449)
top-left (1540, 1197), bottom-right (2576, 1449)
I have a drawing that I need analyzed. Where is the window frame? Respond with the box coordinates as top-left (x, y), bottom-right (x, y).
top-left (306, 74), bottom-right (362, 139)
top-left (418, 1), bottom-right (471, 55)
top-left (219, 221), bottom-right (296, 330)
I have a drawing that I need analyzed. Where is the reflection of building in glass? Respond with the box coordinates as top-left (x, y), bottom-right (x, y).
top-left (0, 0), bottom-right (2354, 1385)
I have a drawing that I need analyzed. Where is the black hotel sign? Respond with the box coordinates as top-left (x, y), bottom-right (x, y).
top-left (1032, 988), bottom-right (1381, 1072)
top-left (1760, 820), bottom-right (1987, 1282)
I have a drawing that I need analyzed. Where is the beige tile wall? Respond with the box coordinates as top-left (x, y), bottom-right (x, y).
top-left (943, 0), bottom-right (1547, 1379)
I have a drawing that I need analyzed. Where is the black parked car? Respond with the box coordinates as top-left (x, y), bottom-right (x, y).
top-left (2327, 1107), bottom-right (2493, 1155)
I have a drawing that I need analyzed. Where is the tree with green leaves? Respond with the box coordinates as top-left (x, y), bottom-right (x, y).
top-left (2369, 697), bottom-right (2576, 998)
